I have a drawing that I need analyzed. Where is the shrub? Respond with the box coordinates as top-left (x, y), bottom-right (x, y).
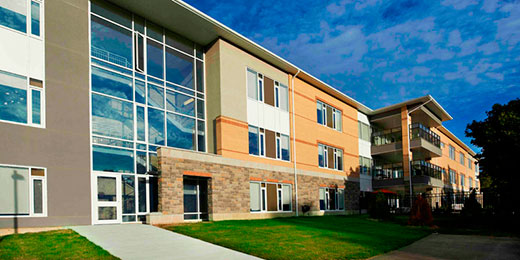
top-left (408, 194), bottom-right (433, 226)
top-left (462, 189), bottom-right (482, 218)
top-left (368, 192), bottom-right (391, 220)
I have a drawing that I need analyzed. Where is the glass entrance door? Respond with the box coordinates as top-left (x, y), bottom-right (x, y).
top-left (95, 173), bottom-right (121, 224)
top-left (183, 177), bottom-right (208, 220)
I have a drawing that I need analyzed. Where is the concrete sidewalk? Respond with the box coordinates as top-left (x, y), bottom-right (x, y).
top-left (372, 233), bottom-right (520, 260)
top-left (71, 224), bottom-right (261, 260)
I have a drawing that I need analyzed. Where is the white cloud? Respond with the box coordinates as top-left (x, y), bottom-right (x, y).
top-left (441, 0), bottom-right (478, 10)
top-left (481, 0), bottom-right (499, 13)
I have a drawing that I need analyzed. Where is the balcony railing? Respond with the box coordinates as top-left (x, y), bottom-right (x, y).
top-left (372, 127), bottom-right (402, 146)
top-left (411, 160), bottom-right (442, 180)
top-left (409, 123), bottom-right (440, 148)
top-left (373, 166), bottom-right (404, 180)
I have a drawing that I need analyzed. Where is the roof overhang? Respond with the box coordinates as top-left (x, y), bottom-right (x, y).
top-left (106, 0), bottom-right (372, 113)
top-left (369, 95), bottom-right (452, 122)
top-left (438, 126), bottom-right (477, 157)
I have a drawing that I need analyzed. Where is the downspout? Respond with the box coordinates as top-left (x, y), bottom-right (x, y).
top-left (291, 69), bottom-right (301, 216)
top-left (406, 97), bottom-right (433, 207)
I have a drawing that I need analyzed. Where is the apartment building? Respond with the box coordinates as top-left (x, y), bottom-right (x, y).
top-left (0, 0), bottom-right (479, 228)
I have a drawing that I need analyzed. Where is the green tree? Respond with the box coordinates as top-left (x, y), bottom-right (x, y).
top-left (465, 98), bottom-right (520, 216)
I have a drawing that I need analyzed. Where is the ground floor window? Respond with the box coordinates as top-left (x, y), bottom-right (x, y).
top-left (319, 187), bottom-right (344, 211)
top-left (0, 165), bottom-right (46, 216)
top-left (250, 182), bottom-right (291, 212)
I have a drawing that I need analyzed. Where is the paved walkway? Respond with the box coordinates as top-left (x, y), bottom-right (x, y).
top-left (372, 233), bottom-right (520, 260)
top-left (71, 224), bottom-right (261, 260)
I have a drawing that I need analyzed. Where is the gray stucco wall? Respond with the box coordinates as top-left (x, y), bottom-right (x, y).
top-left (0, 0), bottom-right (91, 228)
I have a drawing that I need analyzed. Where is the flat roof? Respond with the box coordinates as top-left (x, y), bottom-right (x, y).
top-left (106, 0), bottom-right (475, 156)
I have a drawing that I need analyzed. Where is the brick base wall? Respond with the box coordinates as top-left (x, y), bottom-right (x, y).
top-left (155, 149), bottom-right (360, 224)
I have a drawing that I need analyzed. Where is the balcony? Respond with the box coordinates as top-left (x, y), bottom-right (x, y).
top-left (409, 123), bottom-right (442, 159)
top-left (372, 164), bottom-right (405, 188)
top-left (371, 128), bottom-right (403, 161)
top-left (410, 160), bottom-right (443, 187)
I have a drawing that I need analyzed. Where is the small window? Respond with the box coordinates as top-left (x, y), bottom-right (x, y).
top-left (0, 0), bottom-right (27, 33)
top-left (317, 101), bottom-right (341, 131)
top-left (459, 152), bottom-right (465, 165)
top-left (134, 33), bottom-right (145, 72)
top-left (248, 125), bottom-right (289, 161)
top-left (247, 69), bottom-right (258, 100)
top-left (318, 144), bottom-right (343, 171)
top-left (30, 1), bottom-right (40, 37)
top-left (319, 187), bottom-right (344, 211)
top-left (250, 181), bottom-right (291, 212)
top-left (468, 159), bottom-right (472, 169)
top-left (248, 126), bottom-right (259, 155)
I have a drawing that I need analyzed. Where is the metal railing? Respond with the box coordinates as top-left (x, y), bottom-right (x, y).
top-left (372, 166), bottom-right (404, 180)
top-left (372, 127), bottom-right (402, 146)
top-left (92, 46), bottom-right (132, 68)
top-left (409, 123), bottom-right (440, 148)
top-left (411, 160), bottom-right (442, 180)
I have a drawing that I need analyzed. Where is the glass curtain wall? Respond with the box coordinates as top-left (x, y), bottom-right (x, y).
top-left (89, 1), bottom-right (206, 221)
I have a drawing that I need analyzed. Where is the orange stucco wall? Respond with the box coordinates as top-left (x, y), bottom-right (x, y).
top-left (292, 78), bottom-right (359, 178)
top-left (431, 128), bottom-right (479, 191)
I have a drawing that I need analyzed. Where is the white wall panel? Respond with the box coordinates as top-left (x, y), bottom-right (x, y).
top-left (358, 111), bottom-right (370, 125)
top-left (247, 99), bottom-right (291, 135)
top-left (29, 38), bottom-right (44, 80)
top-left (0, 29), bottom-right (28, 76)
top-left (280, 111), bottom-right (290, 135)
top-left (359, 140), bottom-right (372, 158)
top-left (247, 99), bottom-right (258, 126)
top-left (360, 175), bottom-right (373, 192)
top-left (263, 104), bottom-right (276, 131)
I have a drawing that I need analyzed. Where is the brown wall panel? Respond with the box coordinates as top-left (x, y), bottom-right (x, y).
top-left (267, 184), bottom-right (278, 211)
top-left (265, 129), bottom-right (276, 158)
top-left (264, 76), bottom-right (275, 106)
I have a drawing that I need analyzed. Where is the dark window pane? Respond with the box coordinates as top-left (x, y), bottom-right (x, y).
top-left (0, 71), bottom-right (27, 124)
top-left (166, 90), bottom-right (195, 116)
top-left (249, 126), bottom-right (259, 155)
top-left (196, 60), bottom-right (204, 93)
top-left (166, 30), bottom-right (194, 55)
top-left (146, 21), bottom-right (163, 42)
top-left (0, 1), bottom-right (27, 33)
top-left (91, 0), bottom-right (132, 28)
top-left (149, 153), bottom-right (158, 173)
top-left (317, 102), bottom-right (323, 124)
top-left (147, 39), bottom-right (164, 79)
top-left (93, 145), bottom-right (134, 173)
top-left (91, 15), bottom-right (132, 68)
top-left (138, 177), bottom-right (147, 212)
top-left (197, 120), bottom-right (205, 152)
top-left (91, 94), bottom-right (134, 140)
top-left (136, 106), bottom-right (145, 141)
top-left (91, 66), bottom-right (133, 100)
top-left (148, 108), bottom-right (164, 145)
top-left (197, 99), bottom-right (204, 119)
top-left (134, 15), bottom-right (144, 33)
top-left (122, 175), bottom-right (135, 214)
top-left (166, 113), bottom-right (195, 150)
top-left (183, 183), bottom-right (197, 213)
top-left (166, 47), bottom-right (194, 89)
top-left (33, 179), bottom-right (43, 214)
top-left (98, 207), bottom-right (117, 220)
top-left (136, 151), bottom-right (147, 174)
top-left (149, 177), bottom-right (159, 212)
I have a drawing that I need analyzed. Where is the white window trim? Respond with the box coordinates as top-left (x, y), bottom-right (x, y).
top-left (0, 0), bottom-right (44, 39)
top-left (0, 164), bottom-right (47, 218)
top-left (319, 187), bottom-right (345, 212)
top-left (250, 181), bottom-right (292, 213)
top-left (318, 144), bottom-right (344, 171)
top-left (317, 100), bottom-right (342, 132)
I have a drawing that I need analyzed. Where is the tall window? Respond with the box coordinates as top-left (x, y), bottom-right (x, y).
top-left (90, 0), bottom-right (206, 176)
top-left (318, 144), bottom-right (343, 171)
top-left (461, 175), bottom-right (465, 187)
top-left (449, 145), bottom-right (455, 160)
top-left (0, 165), bottom-right (46, 217)
top-left (248, 125), bottom-right (289, 161)
top-left (459, 152), bottom-right (465, 165)
top-left (317, 100), bottom-right (342, 131)
top-left (0, 70), bottom-right (44, 127)
top-left (319, 187), bottom-right (344, 211)
top-left (358, 121), bottom-right (371, 142)
top-left (449, 169), bottom-right (456, 184)
top-left (468, 159), bottom-right (472, 169)
top-left (250, 182), bottom-right (291, 212)
top-left (469, 177), bottom-right (473, 189)
top-left (359, 156), bottom-right (372, 175)
top-left (247, 68), bottom-right (288, 112)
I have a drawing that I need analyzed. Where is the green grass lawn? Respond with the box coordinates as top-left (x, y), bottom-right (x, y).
top-left (0, 229), bottom-right (118, 260)
top-left (166, 215), bottom-right (431, 260)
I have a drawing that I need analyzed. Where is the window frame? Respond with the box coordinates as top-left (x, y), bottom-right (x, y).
top-left (319, 187), bottom-right (345, 211)
top-left (0, 164), bottom-right (47, 218)
top-left (317, 100), bottom-right (342, 132)
top-left (0, 0), bottom-right (44, 38)
top-left (248, 125), bottom-right (290, 162)
top-left (250, 181), bottom-right (292, 213)
top-left (318, 143), bottom-right (344, 171)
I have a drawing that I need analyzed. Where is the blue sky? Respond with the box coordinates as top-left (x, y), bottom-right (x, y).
top-left (186, 0), bottom-right (520, 152)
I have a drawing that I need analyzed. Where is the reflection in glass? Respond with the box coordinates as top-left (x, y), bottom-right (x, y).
top-left (92, 66), bottom-right (133, 101)
top-left (91, 15), bottom-right (132, 68)
top-left (148, 108), bottom-right (164, 145)
top-left (196, 60), bottom-right (204, 93)
top-left (31, 89), bottom-right (41, 125)
top-left (122, 175), bottom-right (135, 214)
top-left (31, 1), bottom-right (40, 36)
top-left (196, 99), bottom-right (204, 119)
top-left (136, 106), bottom-right (145, 141)
top-left (167, 113), bottom-right (195, 150)
top-left (138, 177), bottom-right (147, 212)
top-left (0, 1), bottom-right (27, 33)
top-left (147, 39), bottom-right (164, 79)
top-left (248, 126), bottom-right (259, 155)
top-left (166, 47), bottom-right (194, 89)
top-left (148, 153), bottom-right (158, 173)
top-left (147, 84), bottom-right (164, 109)
top-left (135, 80), bottom-right (145, 104)
top-left (166, 90), bottom-right (195, 116)
top-left (197, 120), bottom-right (205, 152)
top-left (98, 207), bottom-right (117, 220)
top-left (93, 145), bottom-right (134, 173)
top-left (33, 179), bottom-right (43, 214)
top-left (136, 151), bottom-right (147, 174)
top-left (0, 70), bottom-right (27, 124)
top-left (91, 94), bottom-right (134, 140)
top-left (97, 176), bottom-right (116, 201)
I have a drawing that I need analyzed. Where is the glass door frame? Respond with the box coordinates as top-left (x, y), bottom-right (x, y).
top-left (93, 172), bottom-right (122, 225)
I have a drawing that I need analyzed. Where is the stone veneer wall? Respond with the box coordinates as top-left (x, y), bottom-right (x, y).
top-left (152, 148), bottom-right (360, 224)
